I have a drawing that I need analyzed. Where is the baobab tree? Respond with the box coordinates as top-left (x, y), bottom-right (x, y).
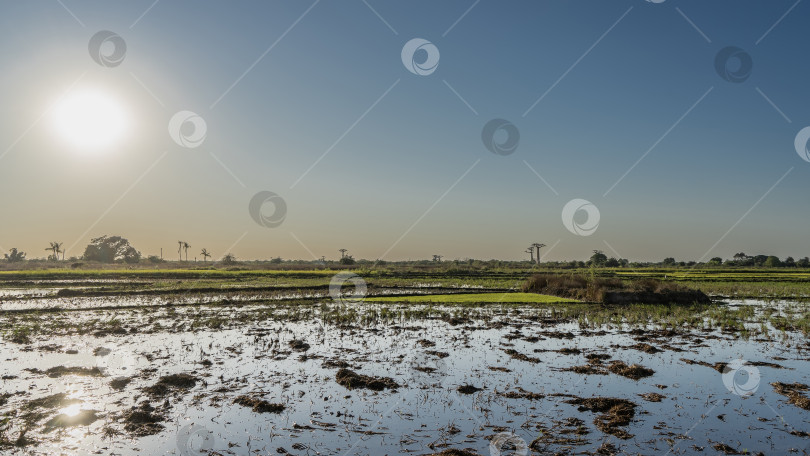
top-left (432, 255), bottom-right (443, 262)
top-left (200, 248), bottom-right (211, 262)
top-left (525, 247), bottom-right (534, 263)
top-left (531, 243), bottom-right (546, 265)
top-left (339, 249), bottom-right (348, 259)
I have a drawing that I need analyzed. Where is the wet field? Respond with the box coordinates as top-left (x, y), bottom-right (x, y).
top-left (0, 269), bottom-right (809, 455)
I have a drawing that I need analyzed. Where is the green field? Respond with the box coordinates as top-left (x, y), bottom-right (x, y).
top-left (366, 292), bottom-right (577, 303)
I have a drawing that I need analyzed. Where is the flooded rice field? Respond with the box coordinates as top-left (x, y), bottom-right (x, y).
top-left (0, 271), bottom-right (809, 455)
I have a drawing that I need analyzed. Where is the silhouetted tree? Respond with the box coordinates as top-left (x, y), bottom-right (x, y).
top-left (200, 248), bottom-right (211, 262)
top-left (82, 236), bottom-right (140, 263)
top-left (589, 250), bottom-right (607, 266)
top-left (531, 243), bottom-right (546, 265)
top-left (526, 247), bottom-right (534, 263)
top-left (339, 249), bottom-right (348, 259)
top-left (4, 248), bottom-right (26, 263)
top-left (45, 242), bottom-right (63, 261)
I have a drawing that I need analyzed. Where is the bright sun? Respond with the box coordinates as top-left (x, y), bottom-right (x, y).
top-left (51, 89), bottom-right (129, 153)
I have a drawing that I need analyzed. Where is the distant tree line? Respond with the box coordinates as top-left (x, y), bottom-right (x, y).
top-left (3, 238), bottom-right (809, 269)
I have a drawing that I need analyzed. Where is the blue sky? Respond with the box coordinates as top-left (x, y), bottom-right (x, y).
top-left (0, 0), bottom-right (808, 261)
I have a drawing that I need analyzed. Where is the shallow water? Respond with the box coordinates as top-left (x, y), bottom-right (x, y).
top-left (0, 287), bottom-right (473, 311)
top-left (1, 300), bottom-right (808, 455)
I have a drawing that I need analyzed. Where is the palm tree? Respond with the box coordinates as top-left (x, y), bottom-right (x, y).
top-left (45, 242), bottom-right (63, 261)
top-left (200, 248), bottom-right (211, 262)
top-left (177, 241), bottom-right (183, 261)
top-left (183, 242), bottom-right (190, 261)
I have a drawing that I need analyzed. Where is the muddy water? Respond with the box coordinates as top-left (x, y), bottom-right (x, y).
top-left (1, 302), bottom-right (809, 455)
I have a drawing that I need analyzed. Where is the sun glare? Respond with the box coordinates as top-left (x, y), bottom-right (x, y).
top-left (51, 88), bottom-right (129, 153)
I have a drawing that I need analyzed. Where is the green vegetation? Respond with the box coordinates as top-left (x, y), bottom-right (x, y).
top-left (522, 274), bottom-right (710, 304)
top-left (366, 292), bottom-right (576, 303)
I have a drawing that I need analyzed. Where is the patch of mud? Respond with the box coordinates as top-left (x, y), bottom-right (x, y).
top-left (629, 343), bottom-right (661, 354)
top-left (335, 369), bottom-right (398, 391)
top-left (500, 387), bottom-right (544, 400)
top-left (427, 450), bottom-right (480, 456)
top-left (503, 349), bottom-right (540, 363)
top-left (425, 350), bottom-right (450, 358)
top-left (565, 396), bottom-right (637, 439)
top-left (771, 382), bottom-right (810, 410)
top-left (682, 358), bottom-right (784, 373)
top-left (288, 339), bottom-right (310, 352)
top-left (121, 403), bottom-right (165, 436)
top-left (110, 377), bottom-right (132, 390)
top-left (457, 384), bottom-right (482, 394)
top-left (607, 361), bottom-right (655, 380)
top-left (233, 395), bottom-right (286, 413)
top-left (638, 392), bottom-right (665, 402)
top-left (144, 373), bottom-right (198, 396)
top-left (25, 366), bottom-right (103, 378)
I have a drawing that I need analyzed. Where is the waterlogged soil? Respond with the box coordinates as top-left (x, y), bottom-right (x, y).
top-left (0, 298), bottom-right (808, 454)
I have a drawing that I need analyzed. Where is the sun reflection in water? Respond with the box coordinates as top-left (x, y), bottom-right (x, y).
top-left (58, 403), bottom-right (82, 417)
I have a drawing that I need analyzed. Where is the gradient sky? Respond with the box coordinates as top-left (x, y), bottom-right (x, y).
top-left (0, 0), bottom-right (808, 262)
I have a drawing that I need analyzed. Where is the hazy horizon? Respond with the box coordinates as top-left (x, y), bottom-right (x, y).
top-left (2, 0), bottom-right (809, 263)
